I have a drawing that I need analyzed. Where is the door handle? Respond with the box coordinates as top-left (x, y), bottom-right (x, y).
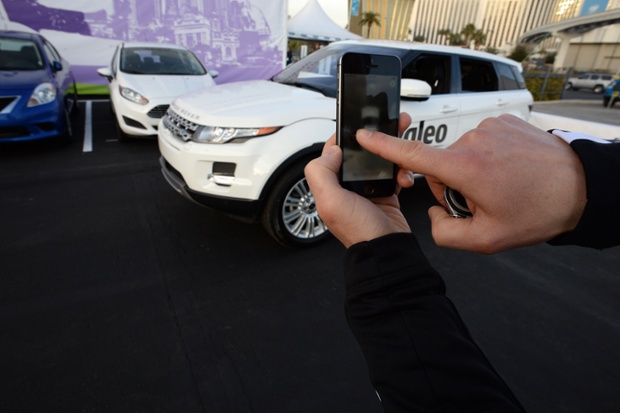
top-left (496, 99), bottom-right (508, 106)
top-left (440, 105), bottom-right (458, 114)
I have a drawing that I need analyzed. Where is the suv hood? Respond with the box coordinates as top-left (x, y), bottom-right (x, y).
top-left (171, 80), bottom-right (335, 127)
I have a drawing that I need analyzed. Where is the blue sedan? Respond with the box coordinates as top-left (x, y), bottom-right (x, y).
top-left (0, 30), bottom-right (78, 143)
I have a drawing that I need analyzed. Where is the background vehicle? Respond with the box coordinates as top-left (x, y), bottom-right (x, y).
top-left (0, 30), bottom-right (77, 143)
top-left (603, 78), bottom-right (620, 107)
top-left (97, 42), bottom-right (218, 141)
top-left (566, 72), bottom-right (613, 93)
top-left (158, 40), bottom-right (533, 247)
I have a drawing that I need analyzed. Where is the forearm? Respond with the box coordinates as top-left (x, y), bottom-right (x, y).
top-left (344, 233), bottom-right (525, 412)
top-left (548, 133), bottom-right (620, 249)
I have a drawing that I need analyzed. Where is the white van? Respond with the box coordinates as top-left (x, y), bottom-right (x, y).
top-left (158, 40), bottom-right (533, 247)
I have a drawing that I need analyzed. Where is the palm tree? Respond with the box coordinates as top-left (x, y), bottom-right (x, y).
top-left (437, 28), bottom-right (452, 45)
top-left (359, 11), bottom-right (381, 38)
top-left (471, 29), bottom-right (487, 49)
top-left (461, 23), bottom-right (477, 46)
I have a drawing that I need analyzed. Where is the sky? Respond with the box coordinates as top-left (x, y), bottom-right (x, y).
top-left (288, 0), bottom-right (348, 28)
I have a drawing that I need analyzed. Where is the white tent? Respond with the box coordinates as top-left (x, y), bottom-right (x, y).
top-left (288, 0), bottom-right (361, 42)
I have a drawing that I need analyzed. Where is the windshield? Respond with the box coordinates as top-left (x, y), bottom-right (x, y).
top-left (120, 47), bottom-right (207, 75)
top-left (0, 38), bottom-right (45, 70)
top-left (273, 43), bottom-right (408, 98)
top-left (272, 44), bottom-right (350, 98)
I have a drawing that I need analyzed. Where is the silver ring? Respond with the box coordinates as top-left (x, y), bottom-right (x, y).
top-left (444, 187), bottom-right (472, 218)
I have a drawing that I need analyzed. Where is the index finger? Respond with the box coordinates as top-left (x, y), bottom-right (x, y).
top-left (323, 112), bottom-right (414, 155)
top-left (355, 128), bottom-right (457, 183)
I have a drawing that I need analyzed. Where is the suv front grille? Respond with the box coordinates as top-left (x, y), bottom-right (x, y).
top-left (162, 108), bottom-right (198, 142)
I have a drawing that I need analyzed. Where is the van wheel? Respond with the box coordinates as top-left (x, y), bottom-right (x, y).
top-left (262, 161), bottom-right (330, 247)
top-left (594, 85), bottom-right (604, 94)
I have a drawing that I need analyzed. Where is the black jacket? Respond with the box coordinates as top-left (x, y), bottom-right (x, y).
top-left (343, 138), bottom-right (620, 412)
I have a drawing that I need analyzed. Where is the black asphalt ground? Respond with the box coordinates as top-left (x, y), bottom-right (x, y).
top-left (1, 100), bottom-right (619, 413)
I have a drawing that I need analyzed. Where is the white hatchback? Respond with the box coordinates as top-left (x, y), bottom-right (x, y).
top-left (98, 42), bottom-right (218, 140)
top-left (158, 40), bottom-right (533, 247)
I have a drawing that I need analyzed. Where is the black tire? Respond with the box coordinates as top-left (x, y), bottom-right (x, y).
top-left (594, 85), bottom-right (604, 94)
top-left (57, 106), bottom-right (74, 145)
top-left (603, 97), bottom-right (610, 107)
top-left (565, 82), bottom-right (572, 90)
top-left (68, 82), bottom-right (79, 115)
top-left (261, 161), bottom-right (330, 247)
top-left (115, 116), bottom-right (128, 142)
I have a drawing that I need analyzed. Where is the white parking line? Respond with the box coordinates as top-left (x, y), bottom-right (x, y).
top-left (83, 100), bottom-right (93, 153)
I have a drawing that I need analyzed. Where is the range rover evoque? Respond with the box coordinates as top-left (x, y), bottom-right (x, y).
top-left (158, 40), bottom-right (533, 247)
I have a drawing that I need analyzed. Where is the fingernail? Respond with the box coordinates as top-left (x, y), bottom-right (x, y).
top-left (357, 129), bottom-right (371, 139)
top-left (406, 171), bottom-right (415, 185)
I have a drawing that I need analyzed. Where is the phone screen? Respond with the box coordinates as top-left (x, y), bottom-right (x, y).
top-left (337, 53), bottom-right (401, 197)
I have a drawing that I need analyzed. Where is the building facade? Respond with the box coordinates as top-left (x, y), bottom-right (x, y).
top-left (409, 0), bottom-right (584, 52)
top-left (347, 0), bottom-right (415, 40)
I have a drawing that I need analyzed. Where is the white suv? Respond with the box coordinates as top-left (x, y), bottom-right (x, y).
top-left (158, 40), bottom-right (533, 247)
top-left (566, 72), bottom-right (613, 93)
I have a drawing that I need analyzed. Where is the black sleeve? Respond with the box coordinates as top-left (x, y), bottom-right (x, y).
top-left (344, 233), bottom-right (525, 413)
top-left (548, 139), bottom-right (620, 249)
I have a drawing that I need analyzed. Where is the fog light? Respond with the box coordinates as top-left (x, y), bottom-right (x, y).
top-left (208, 162), bottom-right (236, 186)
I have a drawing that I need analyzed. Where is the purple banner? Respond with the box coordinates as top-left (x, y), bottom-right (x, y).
top-left (1, 0), bottom-right (287, 85)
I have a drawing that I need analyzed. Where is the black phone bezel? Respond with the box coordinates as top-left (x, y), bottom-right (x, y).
top-left (336, 52), bottom-right (401, 198)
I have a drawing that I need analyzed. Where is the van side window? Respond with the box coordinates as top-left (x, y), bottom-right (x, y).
top-left (402, 54), bottom-right (451, 95)
top-left (510, 66), bottom-right (527, 89)
top-left (497, 62), bottom-right (522, 90)
top-left (460, 57), bottom-right (498, 92)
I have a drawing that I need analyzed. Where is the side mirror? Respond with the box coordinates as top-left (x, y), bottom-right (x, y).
top-left (209, 70), bottom-right (219, 79)
top-left (52, 61), bottom-right (63, 72)
top-left (97, 67), bottom-right (113, 83)
top-left (401, 79), bottom-right (431, 101)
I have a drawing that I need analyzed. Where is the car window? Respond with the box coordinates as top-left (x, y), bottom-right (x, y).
top-left (497, 62), bottom-right (520, 90)
top-left (402, 53), bottom-right (451, 95)
top-left (43, 43), bottom-right (60, 65)
top-left (272, 45), bottom-right (343, 98)
top-left (592, 75), bottom-right (600, 80)
top-left (0, 37), bottom-right (44, 70)
top-left (120, 47), bottom-right (207, 75)
top-left (510, 66), bottom-right (526, 89)
top-left (460, 57), bottom-right (498, 92)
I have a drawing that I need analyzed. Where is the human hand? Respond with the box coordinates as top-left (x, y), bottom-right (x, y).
top-left (355, 114), bottom-right (587, 253)
top-left (304, 115), bottom-right (413, 248)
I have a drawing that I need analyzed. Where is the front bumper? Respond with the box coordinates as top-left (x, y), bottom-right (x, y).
top-left (159, 156), bottom-right (262, 222)
top-left (114, 96), bottom-right (169, 137)
top-left (0, 95), bottom-right (66, 142)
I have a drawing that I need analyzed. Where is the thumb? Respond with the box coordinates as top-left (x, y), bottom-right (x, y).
top-left (305, 145), bottom-right (342, 193)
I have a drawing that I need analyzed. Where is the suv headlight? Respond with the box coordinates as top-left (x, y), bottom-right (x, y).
top-left (120, 86), bottom-right (149, 105)
top-left (192, 125), bottom-right (280, 144)
top-left (27, 83), bottom-right (57, 107)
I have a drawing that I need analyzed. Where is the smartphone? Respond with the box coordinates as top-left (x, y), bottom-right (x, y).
top-left (337, 52), bottom-right (401, 197)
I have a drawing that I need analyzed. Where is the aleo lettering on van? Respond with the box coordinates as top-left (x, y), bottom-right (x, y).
top-left (403, 121), bottom-right (448, 145)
